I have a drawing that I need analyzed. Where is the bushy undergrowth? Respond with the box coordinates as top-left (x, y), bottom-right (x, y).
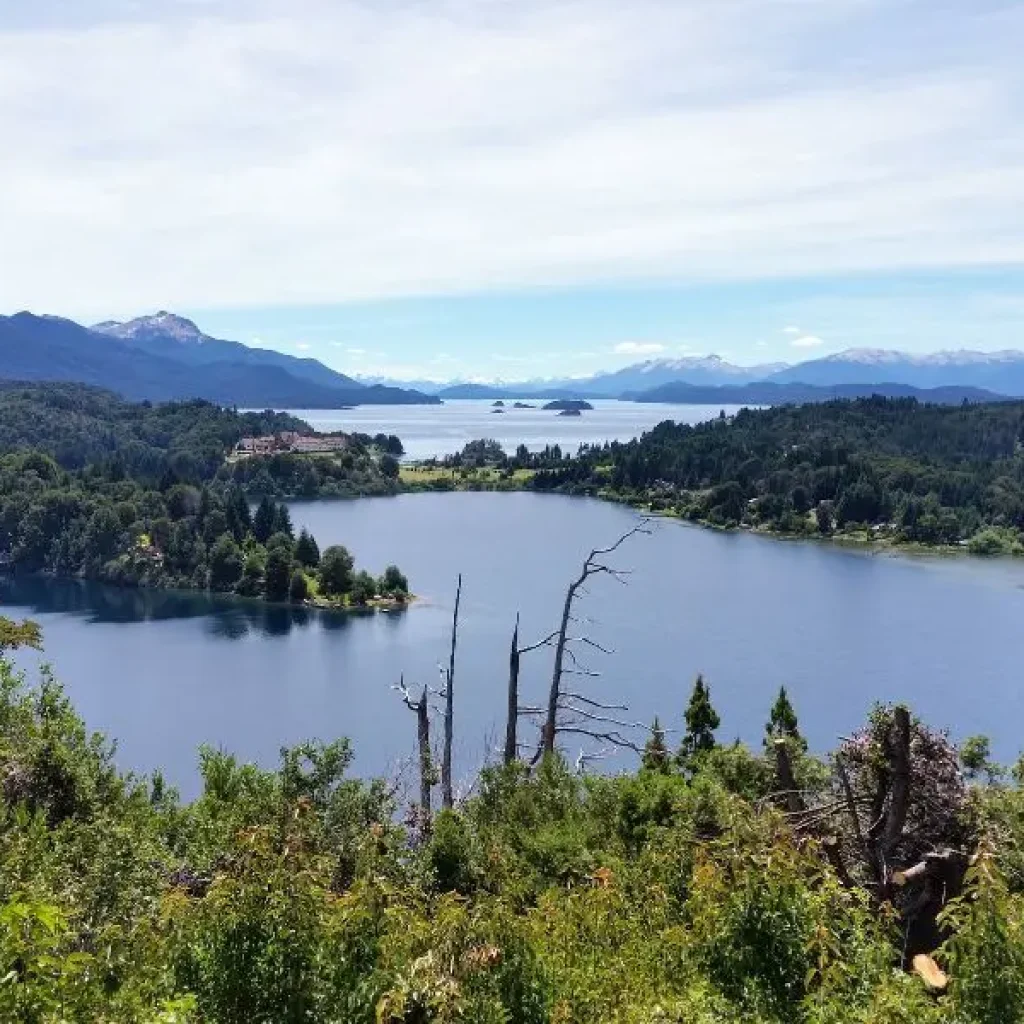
top-left (3, 646), bottom-right (1024, 1022)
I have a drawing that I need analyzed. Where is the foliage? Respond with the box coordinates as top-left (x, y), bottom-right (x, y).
top-left (765, 685), bottom-right (807, 753)
top-left (319, 545), bottom-right (355, 596)
top-left (641, 717), bottom-right (671, 774)
top-left (528, 397), bottom-right (1024, 550)
top-left (0, 384), bottom-right (407, 606)
top-left (677, 675), bottom-right (720, 771)
top-left (2, 628), bottom-right (1024, 1021)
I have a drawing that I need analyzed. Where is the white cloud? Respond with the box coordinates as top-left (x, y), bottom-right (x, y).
top-left (0, 1), bottom-right (1023, 316)
top-left (782, 326), bottom-right (802, 335)
top-left (346, 346), bottom-right (366, 355)
top-left (293, 341), bottom-right (312, 351)
top-left (790, 334), bottom-right (824, 348)
top-left (613, 341), bottom-right (666, 355)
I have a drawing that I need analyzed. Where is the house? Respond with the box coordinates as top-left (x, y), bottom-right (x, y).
top-left (235, 432), bottom-right (350, 456)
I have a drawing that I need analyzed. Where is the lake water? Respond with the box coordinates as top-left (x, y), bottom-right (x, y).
top-left (287, 399), bottom-right (743, 460)
top-left (4, 492), bottom-right (1024, 798)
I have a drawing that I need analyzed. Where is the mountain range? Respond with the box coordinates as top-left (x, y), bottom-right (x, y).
top-left (629, 380), bottom-right (1008, 406)
top-left (378, 350), bottom-right (1024, 401)
top-left (0, 312), bottom-right (438, 407)
top-left (2, 307), bottom-right (1022, 408)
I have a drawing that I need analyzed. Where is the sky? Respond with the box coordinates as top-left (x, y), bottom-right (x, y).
top-left (1, 0), bottom-right (1022, 382)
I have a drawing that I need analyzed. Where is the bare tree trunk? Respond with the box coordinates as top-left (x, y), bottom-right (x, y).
top-left (394, 675), bottom-right (433, 838)
top-left (505, 614), bottom-right (520, 766)
top-left (542, 579), bottom-right (578, 758)
top-left (416, 684), bottom-right (432, 827)
top-left (881, 705), bottom-right (911, 857)
top-left (772, 739), bottom-right (805, 814)
top-left (441, 574), bottom-right (462, 809)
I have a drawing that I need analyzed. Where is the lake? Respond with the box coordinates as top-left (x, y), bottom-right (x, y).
top-left (286, 399), bottom-right (745, 460)
top-left (4, 492), bottom-right (1024, 798)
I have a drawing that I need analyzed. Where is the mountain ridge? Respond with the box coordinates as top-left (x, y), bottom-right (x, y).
top-left (629, 380), bottom-right (1009, 406)
top-left (371, 348), bottom-right (1024, 399)
top-left (0, 312), bottom-right (437, 407)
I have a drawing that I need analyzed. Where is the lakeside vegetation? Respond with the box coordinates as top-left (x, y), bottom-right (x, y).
top-left (424, 399), bottom-right (1024, 554)
top-left (2, 617), bottom-right (1024, 1021)
top-left (0, 384), bottom-right (409, 607)
top-left (532, 398), bottom-right (1024, 552)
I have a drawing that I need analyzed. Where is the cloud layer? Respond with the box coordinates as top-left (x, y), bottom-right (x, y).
top-left (1, 0), bottom-right (1022, 317)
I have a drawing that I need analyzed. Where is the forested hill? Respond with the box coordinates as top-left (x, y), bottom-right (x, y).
top-left (532, 397), bottom-right (1024, 551)
top-left (0, 381), bottom-right (304, 476)
top-left (0, 383), bottom-right (407, 601)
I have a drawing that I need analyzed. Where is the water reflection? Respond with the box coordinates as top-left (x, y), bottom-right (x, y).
top-left (0, 575), bottom-right (401, 640)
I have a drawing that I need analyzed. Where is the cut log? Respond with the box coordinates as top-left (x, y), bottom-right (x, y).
top-left (912, 954), bottom-right (948, 994)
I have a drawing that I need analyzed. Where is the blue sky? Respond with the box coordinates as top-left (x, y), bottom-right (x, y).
top-left (1, 0), bottom-right (1022, 380)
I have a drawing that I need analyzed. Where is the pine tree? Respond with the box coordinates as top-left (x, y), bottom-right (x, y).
top-left (764, 685), bottom-right (807, 753)
top-left (641, 717), bottom-right (671, 774)
top-left (253, 497), bottom-right (276, 544)
top-left (225, 487), bottom-right (252, 543)
top-left (295, 528), bottom-right (320, 568)
top-left (676, 675), bottom-right (720, 770)
top-left (273, 503), bottom-right (294, 539)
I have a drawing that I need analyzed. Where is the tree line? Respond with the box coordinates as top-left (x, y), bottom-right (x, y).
top-left (524, 398), bottom-right (1024, 552)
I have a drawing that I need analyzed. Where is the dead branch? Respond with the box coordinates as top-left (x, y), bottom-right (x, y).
top-left (538, 520), bottom-right (651, 760)
top-left (554, 726), bottom-right (643, 754)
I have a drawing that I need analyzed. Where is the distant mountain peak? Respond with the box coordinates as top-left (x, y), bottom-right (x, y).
top-left (93, 311), bottom-right (206, 345)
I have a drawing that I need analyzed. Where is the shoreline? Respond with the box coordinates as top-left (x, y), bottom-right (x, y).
top-left (387, 472), bottom-right (1023, 562)
top-left (1, 569), bottom-right (416, 616)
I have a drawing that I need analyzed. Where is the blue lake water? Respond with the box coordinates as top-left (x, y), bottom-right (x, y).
top-left (286, 399), bottom-right (745, 460)
top-left (4, 492), bottom-right (1024, 798)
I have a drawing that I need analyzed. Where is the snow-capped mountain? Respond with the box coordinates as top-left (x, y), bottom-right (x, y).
top-left (94, 312), bottom-right (363, 392)
top-left (94, 311), bottom-right (209, 345)
top-left (582, 356), bottom-right (789, 395)
top-left (770, 349), bottom-right (1024, 394)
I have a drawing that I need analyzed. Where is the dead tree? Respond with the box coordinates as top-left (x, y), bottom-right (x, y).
top-left (395, 676), bottom-right (433, 837)
top-left (775, 704), bottom-right (972, 971)
top-left (529, 521), bottom-right (651, 762)
top-left (505, 615), bottom-right (520, 765)
top-left (504, 613), bottom-right (575, 765)
top-left (440, 574), bottom-right (462, 809)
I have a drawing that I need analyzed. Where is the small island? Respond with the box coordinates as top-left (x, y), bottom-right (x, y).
top-left (543, 399), bottom-right (594, 412)
top-left (491, 408), bottom-right (506, 414)
top-left (513, 401), bottom-right (535, 409)
top-left (492, 400), bottom-right (505, 407)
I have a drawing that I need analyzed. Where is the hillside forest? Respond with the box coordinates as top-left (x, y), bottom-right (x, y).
top-left (0, 384), bottom-right (408, 606)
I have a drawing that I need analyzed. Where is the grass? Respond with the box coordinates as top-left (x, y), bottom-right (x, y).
top-left (399, 464), bottom-right (536, 487)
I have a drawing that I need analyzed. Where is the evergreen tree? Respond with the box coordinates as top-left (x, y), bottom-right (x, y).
top-left (295, 528), bottom-right (320, 568)
top-left (263, 545), bottom-right (293, 602)
top-left (641, 717), bottom-right (671, 774)
top-left (764, 685), bottom-right (807, 752)
top-left (676, 675), bottom-right (720, 770)
top-left (273, 503), bottom-right (294, 538)
top-left (253, 497), bottom-right (276, 544)
top-left (289, 569), bottom-right (309, 603)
